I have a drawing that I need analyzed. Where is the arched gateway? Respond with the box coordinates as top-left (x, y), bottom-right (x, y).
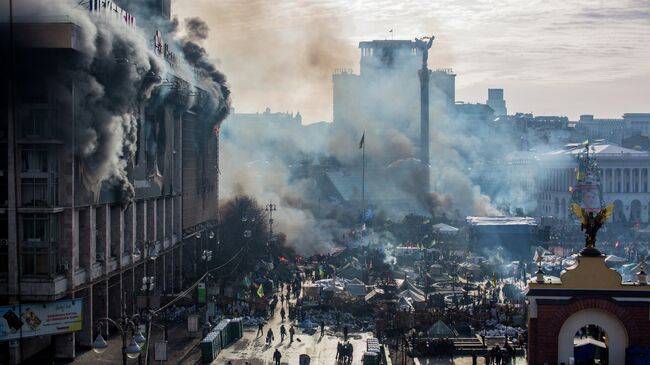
top-left (526, 254), bottom-right (650, 365)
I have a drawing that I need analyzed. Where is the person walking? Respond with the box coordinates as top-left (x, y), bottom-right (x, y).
top-left (266, 328), bottom-right (275, 345)
top-left (281, 293), bottom-right (285, 307)
top-left (289, 325), bottom-right (295, 344)
top-left (320, 321), bottom-right (325, 337)
top-left (257, 322), bottom-right (264, 337)
top-left (280, 324), bottom-right (286, 342)
top-left (273, 349), bottom-right (282, 365)
top-left (280, 307), bottom-right (286, 322)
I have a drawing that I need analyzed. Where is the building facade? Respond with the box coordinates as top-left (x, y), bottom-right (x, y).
top-left (539, 143), bottom-right (650, 223)
top-left (527, 253), bottom-right (650, 364)
top-left (0, 4), bottom-right (224, 364)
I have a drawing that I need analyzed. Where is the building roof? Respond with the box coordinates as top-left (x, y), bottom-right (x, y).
top-left (432, 223), bottom-right (459, 233)
top-left (545, 143), bottom-right (650, 157)
top-left (323, 170), bottom-right (413, 202)
top-left (466, 216), bottom-right (537, 226)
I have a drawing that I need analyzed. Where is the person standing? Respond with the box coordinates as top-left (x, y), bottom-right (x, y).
top-left (336, 341), bottom-right (341, 361)
top-left (343, 325), bottom-right (348, 341)
top-left (289, 325), bottom-right (295, 344)
top-left (348, 342), bottom-right (354, 364)
top-left (320, 321), bottom-right (325, 337)
top-left (280, 324), bottom-right (286, 342)
top-left (273, 349), bottom-right (282, 365)
top-left (280, 307), bottom-right (286, 322)
top-left (257, 322), bottom-right (264, 337)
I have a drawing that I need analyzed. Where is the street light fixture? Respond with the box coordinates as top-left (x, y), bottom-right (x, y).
top-left (92, 333), bottom-right (109, 354)
top-left (125, 338), bottom-right (142, 359)
top-left (93, 308), bottom-right (143, 365)
top-left (133, 329), bottom-right (146, 346)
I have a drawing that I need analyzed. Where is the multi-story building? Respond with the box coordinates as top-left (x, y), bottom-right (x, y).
top-left (574, 113), bottom-right (650, 144)
top-left (473, 142), bottom-right (650, 223)
top-left (486, 88), bottom-right (507, 116)
top-left (332, 39), bottom-right (456, 138)
top-left (0, 2), bottom-right (224, 363)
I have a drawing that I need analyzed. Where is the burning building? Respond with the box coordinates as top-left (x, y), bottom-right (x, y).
top-left (0, 0), bottom-right (228, 362)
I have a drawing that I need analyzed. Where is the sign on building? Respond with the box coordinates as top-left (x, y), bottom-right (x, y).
top-left (88, 0), bottom-right (136, 29)
top-left (0, 299), bottom-right (83, 341)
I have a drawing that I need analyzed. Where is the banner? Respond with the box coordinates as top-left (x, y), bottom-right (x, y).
top-left (0, 299), bottom-right (82, 341)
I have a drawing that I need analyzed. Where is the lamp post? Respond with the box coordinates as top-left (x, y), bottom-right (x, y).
top-left (139, 277), bottom-right (154, 365)
top-left (265, 202), bottom-right (276, 246)
top-left (93, 308), bottom-right (143, 365)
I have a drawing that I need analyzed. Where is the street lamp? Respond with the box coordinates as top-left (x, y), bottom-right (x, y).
top-left (201, 249), bottom-right (213, 272)
top-left (93, 311), bottom-right (142, 365)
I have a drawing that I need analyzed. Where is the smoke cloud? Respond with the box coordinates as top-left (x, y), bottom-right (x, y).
top-left (9, 0), bottom-right (230, 205)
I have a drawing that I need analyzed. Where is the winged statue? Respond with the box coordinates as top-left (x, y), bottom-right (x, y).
top-left (572, 203), bottom-right (614, 251)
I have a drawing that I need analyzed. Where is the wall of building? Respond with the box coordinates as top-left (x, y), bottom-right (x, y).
top-left (0, 40), bottom-right (221, 365)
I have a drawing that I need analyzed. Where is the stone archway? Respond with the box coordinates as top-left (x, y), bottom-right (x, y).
top-left (558, 308), bottom-right (628, 365)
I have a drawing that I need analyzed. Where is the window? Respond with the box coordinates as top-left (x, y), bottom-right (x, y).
top-left (22, 178), bottom-right (56, 207)
top-left (21, 145), bottom-right (49, 173)
top-left (23, 214), bottom-right (57, 242)
top-left (20, 108), bottom-right (53, 138)
top-left (21, 214), bottom-right (58, 276)
top-left (0, 215), bottom-right (7, 273)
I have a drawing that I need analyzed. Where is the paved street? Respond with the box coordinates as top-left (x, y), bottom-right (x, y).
top-left (212, 290), bottom-right (373, 365)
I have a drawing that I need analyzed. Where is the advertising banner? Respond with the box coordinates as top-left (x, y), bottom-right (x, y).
top-left (0, 299), bottom-right (83, 341)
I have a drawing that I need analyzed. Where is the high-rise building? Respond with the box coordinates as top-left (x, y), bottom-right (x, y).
top-left (332, 39), bottom-right (456, 139)
top-left (486, 88), bottom-right (507, 116)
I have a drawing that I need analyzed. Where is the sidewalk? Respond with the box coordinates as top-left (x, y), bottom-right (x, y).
top-left (73, 321), bottom-right (201, 364)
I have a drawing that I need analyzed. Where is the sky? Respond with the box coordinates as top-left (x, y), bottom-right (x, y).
top-left (172, 0), bottom-right (650, 123)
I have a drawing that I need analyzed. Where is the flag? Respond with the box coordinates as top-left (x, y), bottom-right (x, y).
top-left (359, 132), bottom-right (365, 149)
top-left (491, 272), bottom-right (497, 287)
top-left (319, 265), bottom-right (325, 279)
top-left (257, 283), bottom-right (264, 298)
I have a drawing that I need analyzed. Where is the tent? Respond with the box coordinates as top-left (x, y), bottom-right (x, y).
top-left (427, 320), bottom-right (457, 338)
top-left (604, 255), bottom-right (627, 264)
top-left (432, 223), bottom-right (459, 234)
top-left (398, 289), bottom-right (426, 303)
top-left (404, 279), bottom-right (426, 297)
top-left (398, 296), bottom-right (414, 310)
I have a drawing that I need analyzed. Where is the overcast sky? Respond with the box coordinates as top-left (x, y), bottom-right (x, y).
top-left (173, 0), bottom-right (650, 123)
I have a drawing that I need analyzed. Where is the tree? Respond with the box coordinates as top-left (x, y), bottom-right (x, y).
top-left (217, 195), bottom-right (269, 276)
